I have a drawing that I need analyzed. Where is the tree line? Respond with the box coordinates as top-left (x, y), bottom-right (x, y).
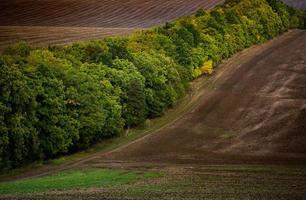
top-left (0, 0), bottom-right (305, 169)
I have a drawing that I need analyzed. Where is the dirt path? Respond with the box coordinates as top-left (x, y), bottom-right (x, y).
top-left (87, 29), bottom-right (306, 168)
top-left (2, 30), bottom-right (306, 183)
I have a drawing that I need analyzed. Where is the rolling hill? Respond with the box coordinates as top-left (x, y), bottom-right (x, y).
top-left (89, 30), bottom-right (306, 167)
top-left (0, 0), bottom-right (224, 27)
top-left (1, 29), bottom-right (306, 200)
top-left (0, 0), bottom-right (224, 50)
top-left (0, 0), bottom-right (306, 199)
top-left (1, 0), bottom-right (304, 51)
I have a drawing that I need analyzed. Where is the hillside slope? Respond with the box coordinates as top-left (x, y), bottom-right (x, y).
top-left (1, 30), bottom-right (305, 184)
top-left (91, 30), bottom-right (306, 167)
top-left (0, 0), bottom-right (224, 28)
top-left (0, 0), bottom-right (224, 50)
top-left (0, 26), bottom-right (138, 51)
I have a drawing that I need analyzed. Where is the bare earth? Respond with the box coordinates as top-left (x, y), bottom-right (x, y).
top-left (0, 26), bottom-right (139, 50)
top-left (283, 0), bottom-right (306, 10)
top-left (3, 30), bottom-right (306, 181)
top-left (1, 30), bottom-right (306, 200)
top-left (87, 30), bottom-right (306, 168)
top-left (0, 0), bottom-right (304, 51)
top-left (0, 0), bottom-right (224, 28)
top-left (0, 0), bottom-right (224, 51)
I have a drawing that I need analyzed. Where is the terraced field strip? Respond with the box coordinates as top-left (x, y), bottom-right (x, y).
top-left (0, 26), bottom-right (138, 51)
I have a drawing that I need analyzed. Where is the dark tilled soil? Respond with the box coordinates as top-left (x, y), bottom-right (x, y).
top-left (0, 26), bottom-right (138, 51)
top-left (283, 0), bottom-right (306, 10)
top-left (0, 0), bottom-right (224, 28)
top-left (0, 0), bottom-right (224, 50)
top-left (1, 31), bottom-right (306, 184)
top-left (91, 30), bottom-right (306, 167)
top-left (0, 26), bottom-right (139, 50)
top-left (1, 30), bottom-right (306, 200)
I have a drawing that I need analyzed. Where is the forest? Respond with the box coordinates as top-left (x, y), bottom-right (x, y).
top-left (0, 0), bottom-right (305, 169)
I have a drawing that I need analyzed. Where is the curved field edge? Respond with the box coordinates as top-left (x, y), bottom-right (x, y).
top-left (0, 0), bottom-right (224, 51)
top-left (1, 0), bottom-right (305, 172)
top-left (0, 29), bottom-right (304, 182)
top-left (0, 0), bottom-right (224, 27)
top-left (0, 70), bottom-right (211, 181)
top-left (97, 29), bottom-right (306, 167)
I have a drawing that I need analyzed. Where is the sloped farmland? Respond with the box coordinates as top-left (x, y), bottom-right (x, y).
top-left (1, 30), bottom-right (306, 200)
top-left (282, 0), bottom-right (306, 10)
top-left (0, 0), bottom-right (224, 50)
top-left (93, 30), bottom-right (306, 167)
top-left (0, 26), bottom-right (138, 50)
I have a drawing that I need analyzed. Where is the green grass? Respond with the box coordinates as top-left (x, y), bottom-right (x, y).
top-left (0, 169), bottom-right (160, 194)
top-left (1, 165), bottom-right (306, 199)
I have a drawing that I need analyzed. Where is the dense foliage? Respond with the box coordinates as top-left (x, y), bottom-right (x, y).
top-left (0, 0), bottom-right (305, 169)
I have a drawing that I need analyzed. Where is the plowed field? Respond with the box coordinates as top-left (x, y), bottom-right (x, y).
top-left (3, 30), bottom-right (306, 182)
top-left (0, 0), bottom-right (223, 27)
top-left (1, 30), bottom-right (306, 200)
top-left (0, 26), bottom-right (138, 50)
top-left (0, 0), bottom-right (224, 50)
top-left (283, 0), bottom-right (306, 10)
top-left (93, 30), bottom-right (306, 167)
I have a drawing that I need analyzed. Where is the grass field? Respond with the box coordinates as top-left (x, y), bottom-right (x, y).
top-left (1, 165), bottom-right (305, 199)
top-left (0, 169), bottom-right (160, 195)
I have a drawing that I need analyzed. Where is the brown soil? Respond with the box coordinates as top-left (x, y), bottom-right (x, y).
top-left (2, 30), bottom-right (306, 184)
top-left (283, 0), bottom-right (306, 10)
top-left (0, 26), bottom-right (138, 50)
top-left (0, 0), bottom-right (224, 28)
top-left (89, 29), bottom-right (306, 168)
top-left (0, 0), bottom-right (224, 50)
